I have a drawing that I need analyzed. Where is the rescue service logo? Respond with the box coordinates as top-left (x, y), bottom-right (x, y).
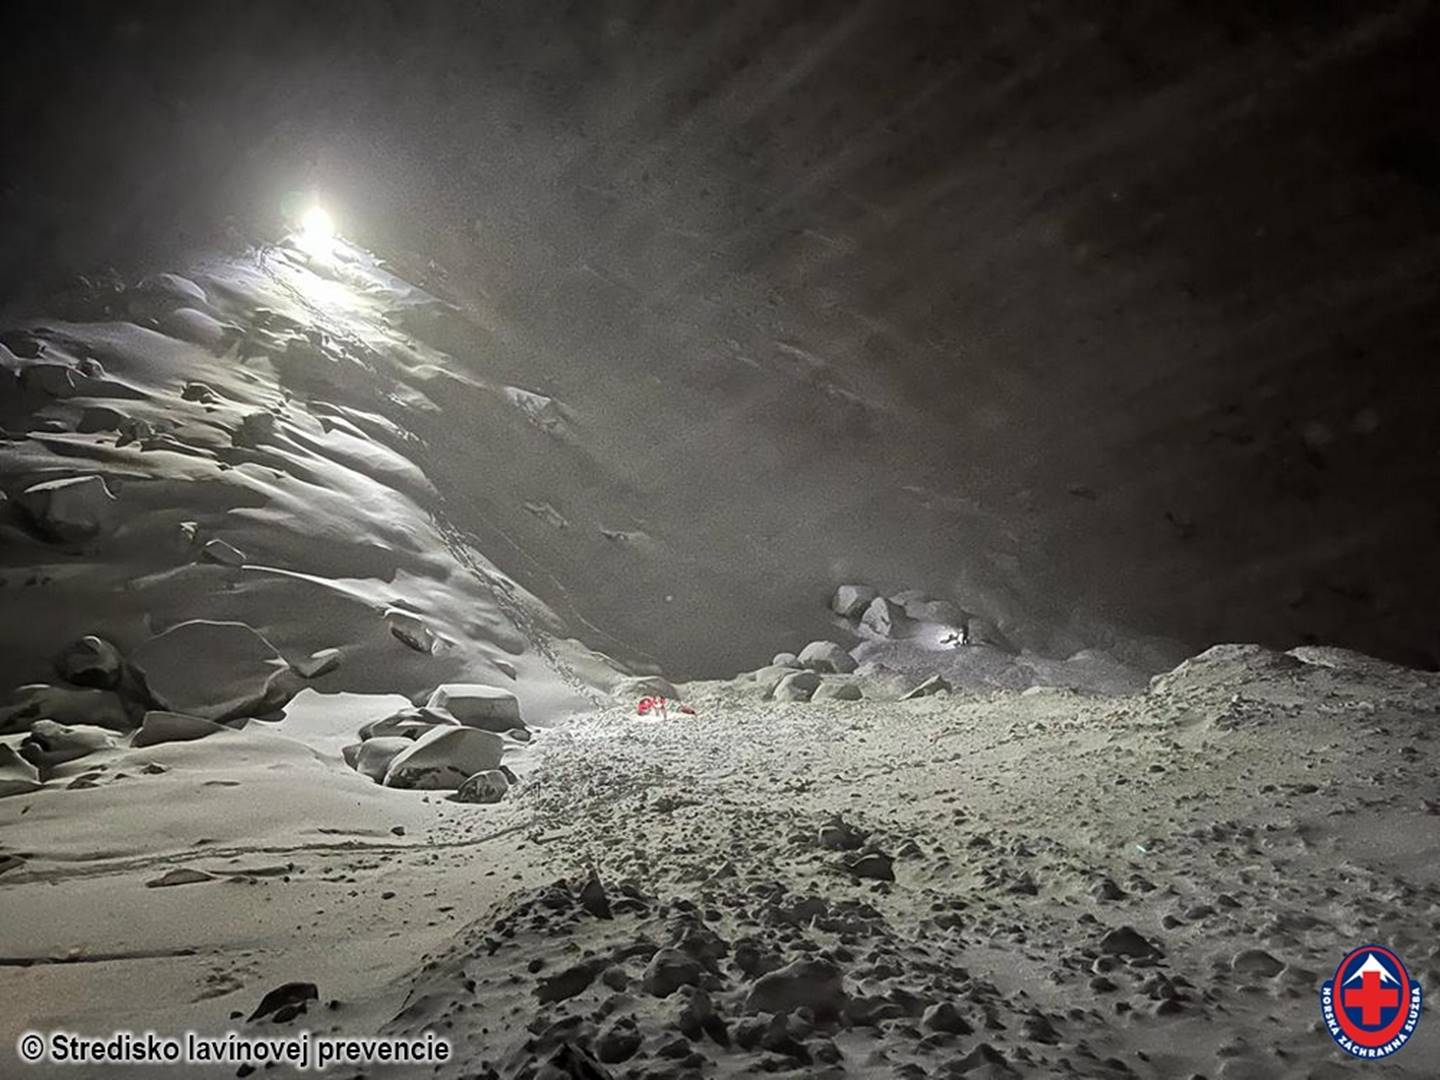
top-left (1320, 945), bottom-right (1422, 1059)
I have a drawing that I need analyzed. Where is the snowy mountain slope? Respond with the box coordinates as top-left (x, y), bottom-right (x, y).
top-left (0, 235), bottom-right (621, 721)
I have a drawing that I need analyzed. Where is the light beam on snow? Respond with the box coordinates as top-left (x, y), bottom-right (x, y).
top-left (298, 205), bottom-right (337, 258)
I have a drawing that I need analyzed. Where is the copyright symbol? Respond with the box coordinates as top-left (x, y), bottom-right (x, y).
top-left (17, 1032), bottom-right (46, 1063)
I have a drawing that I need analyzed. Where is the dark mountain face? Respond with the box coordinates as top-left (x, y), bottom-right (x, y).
top-left (4, 1), bottom-right (1437, 672)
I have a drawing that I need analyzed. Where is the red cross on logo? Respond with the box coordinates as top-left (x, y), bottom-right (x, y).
top-left (1344, 967), bottom-right (1400, 1027)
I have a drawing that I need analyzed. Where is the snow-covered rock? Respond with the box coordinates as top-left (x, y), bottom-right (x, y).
top-left (132, 711), bottom-right (233, 748)
top-left (889, 588), bottom-right (929, 607)
top-left (0, 745), bottom-right (42, 798)
top-left (503, 386), bottom-right (569, 434)
top-left (293, 648), bottom-right (342, 679)
top-left (159, 307), bottom-right (232, 352)
top-left (200, 538), bottom-right (247, 567)
top-left (19, 362), bottom-right (79, 397)
top-left (17, 475), bottom-right (118, 542)
top-left (129, 620), bottom-right (294, 721)
top-left (772, 670), bottom-right (821, 702)
top-left (135, 272), bottom-right (207, 307)
top-left (454, 769), bottom-right (510, 804)
top-left (967, 614), bottom-right (1018, 654)
top-left (55, 635), bottom-right (124, 689)
top-left (642, 949), bottom-right (705, 997)
top-left (830, 585), bottom-right (877, 619)
top-left (0, 684), bottom-right (131, 734)
top-left (901, 674), bottom-right (951, 699)
top-left (813, 680), bottom-right (862, 702)
top-left (358, 707), bottom-right (458, 741)
top-left (745, 957), bottom-right (847, 1019)
top-left (383, 727), bottom-right (506, 790)
top-left (19, 720), bottom-right (117, 767)
top-left (748, 665), bottom-right (799, 697)
top-left (860, 596), bottom-right (905, 638)
top-left (353, 737), bottom-right (412, 783)
top-left (425, 684), bottom-right (523, 731)
top-left (384, 608), bottom-right (437, 655)
top-left (232, 410), bottom-right (277, 448)
top-left (797, 641), bottom-right (857, 674)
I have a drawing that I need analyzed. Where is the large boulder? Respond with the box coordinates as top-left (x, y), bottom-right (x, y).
top-left (129, 620), bottom-right (294, 721)
top-left (830, 585), bottom-right (877, 619)
top-left (17, 475), bottom-right (118, 542)
top-left (642, 948), bottom-right (705, 997)
top-left (0, 684), bottom-right (131, 734)
top-left (772, 670), bottom-right (821, 702)
top-left (20, 720), bottom-right (117, 767)
top-left (797, 641), bottom-right (857, 674)
top-left (425, 684), bottom-right (523, 732)
top-left (745, 957), bottom-right (847, 1019)
top-left (55, 635), bottom-right (124, 689)
top-left (132, 711), bottom-right (234, 748)
top-left (454, 769), bottom-right (510, 804)
top-left (353, 737), bottom-right (412, 783)
top-left (0, 745), bottom-right (42, 798)
top-left (813, 680), bottom-right (862, 702)
top-left (859, 596), bottom-right (906, 638)
top-left (383, 727), bottom-right (506, 790)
